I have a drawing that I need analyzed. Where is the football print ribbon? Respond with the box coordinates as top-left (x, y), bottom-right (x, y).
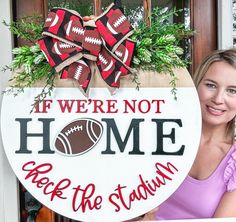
top-left (38, 3), bottom-right (135, 96)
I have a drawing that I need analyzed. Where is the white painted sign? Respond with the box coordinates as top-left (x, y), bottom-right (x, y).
top-left (1, 87), bottom-right (201, 221)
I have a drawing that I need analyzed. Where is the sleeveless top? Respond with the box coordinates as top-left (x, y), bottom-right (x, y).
top-left (156, 142), bottom-right (236, 220)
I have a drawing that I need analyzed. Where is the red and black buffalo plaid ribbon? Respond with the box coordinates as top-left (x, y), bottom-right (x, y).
top-left (38, 3), bottom-right (135, 96)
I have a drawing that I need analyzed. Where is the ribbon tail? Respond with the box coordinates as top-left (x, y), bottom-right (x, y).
top-left (61, 59), bottom-right (92, 96)
top-left (96, 47), bottom-right (129, 94)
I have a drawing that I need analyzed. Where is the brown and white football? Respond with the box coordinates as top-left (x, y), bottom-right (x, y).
top-left (114, 44), bottom-right (129, 64)
top-left (64, 19), bottom-right (84, 43)
top-left (67, 60), bottom-right (90, 85)
top-left (52, 41), bottom-right (77, 55)
top-left (98, 48), bottom-right (115, 74)
top-left (107, 9), bottom-right (130, 34)
top-left (54, 118), bottom-right (103, 156)
top-left (82, 29), bottom-right (102, 55)
top-left (44, 12), bottom-right (59, 28)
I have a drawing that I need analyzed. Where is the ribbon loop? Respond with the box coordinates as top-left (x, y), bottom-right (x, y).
top-left (39, 3), bottom-right (135, 96)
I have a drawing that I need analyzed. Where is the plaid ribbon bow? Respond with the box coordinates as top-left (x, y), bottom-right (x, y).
top-left (38, 3), bottom-right (135, 96)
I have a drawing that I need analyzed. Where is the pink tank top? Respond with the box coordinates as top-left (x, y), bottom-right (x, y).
top-left (156, 142), bottom-right (236, 220)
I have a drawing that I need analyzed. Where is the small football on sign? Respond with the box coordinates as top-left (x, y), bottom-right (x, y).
top-left (54, 118), bottom-right (103, 156)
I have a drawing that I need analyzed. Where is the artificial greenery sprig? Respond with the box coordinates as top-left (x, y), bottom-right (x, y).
top-left (2, 43), bottom-right (57, 97)
top-left (131, 7), bottom-right (194, 99)
top-left (3, 15), bottom-right (43, 43)
top-left (2, 16), bottom-right (58, 110)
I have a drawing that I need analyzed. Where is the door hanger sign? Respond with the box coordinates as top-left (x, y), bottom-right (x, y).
top-left (1, 80), bottom-right (201, 221)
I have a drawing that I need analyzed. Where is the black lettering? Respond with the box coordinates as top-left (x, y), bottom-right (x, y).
top-left (101, 118), bottom-right (145, 155)
top-left (151, 119), bottom-right (185, 155)
top-left (15, 118), bottom-right (55, 154)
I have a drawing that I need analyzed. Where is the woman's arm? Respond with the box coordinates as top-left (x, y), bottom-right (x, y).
top-left (213, 189), bottom-right (236, 217)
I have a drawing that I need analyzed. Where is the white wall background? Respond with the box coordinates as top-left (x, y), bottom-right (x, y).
top-left (218, 0), bottom-right (233, 49)
top-left (0, 0), bottom-right (19, 221)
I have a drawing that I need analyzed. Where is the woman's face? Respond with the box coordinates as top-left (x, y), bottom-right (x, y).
top-left (197, 61), bottom-right (236, 128)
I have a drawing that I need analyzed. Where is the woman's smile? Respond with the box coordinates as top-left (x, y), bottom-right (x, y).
top-left (206, 105), bottom-right (225, 116)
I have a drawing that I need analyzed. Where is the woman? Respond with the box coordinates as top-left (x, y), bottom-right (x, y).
top-left (144, 48), bottom-right (236, 220)
top-left (83, 15), bottom-right (236, 218)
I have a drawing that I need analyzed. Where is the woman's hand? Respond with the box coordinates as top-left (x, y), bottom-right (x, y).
top-left (142, 207), bottom-right (159, 221)
top-left (82, 15), bottom-right (96, 21)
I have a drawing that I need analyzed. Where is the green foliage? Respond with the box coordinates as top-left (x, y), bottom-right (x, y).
top-left (131, 7), bottom-right (194, 99)
top-left (48, 0), bottom-right (93, 17)
top-left (3, 15), bottom-right (43, 43)
top-left (2, 17), bottom-right (56, 110)
top-left (2, 6), bottom-right (194, 103)
top-left (2, 43), bottom-right (57, 112)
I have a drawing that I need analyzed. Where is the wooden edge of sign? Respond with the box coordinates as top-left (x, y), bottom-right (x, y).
top-left (121, 68), bottom-right (194, 88)
top-left (9, 67), bottom-right (194, 89)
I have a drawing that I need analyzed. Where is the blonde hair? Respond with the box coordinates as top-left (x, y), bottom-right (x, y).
top-left (192, 48), bottom-right (236, 139)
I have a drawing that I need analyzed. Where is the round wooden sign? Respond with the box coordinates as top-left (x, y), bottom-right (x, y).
top-left (1, 68), bottom-right (201, 221)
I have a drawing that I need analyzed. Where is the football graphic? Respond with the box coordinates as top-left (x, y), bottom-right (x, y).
top-left (107, 9), bottom-right (130, 35)
top-left (52, 41), bottom-right (77, 55)
top-left (114, 44), bottom-right (129, 64)
top-left (64, 19), bottom-right (84, 43)
top-left (67, 60), bottom-right (90, 85)
top-left (82, 29), bottom-right (102, 54)
top-left (98, 48), bottom-right (115, 73)
top-left (54, 118), bottom-right (103, 156)
top-left (44, 12), bottom-right (59, 28)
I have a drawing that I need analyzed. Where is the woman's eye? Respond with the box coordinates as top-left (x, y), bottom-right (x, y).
top-left (227, 88), bottom-right (236, 95)
top-left (205, 83), bottom-right (216, 89)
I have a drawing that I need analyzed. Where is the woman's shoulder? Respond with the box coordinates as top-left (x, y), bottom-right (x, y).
top-left (223, 141), bottom-right (236, 191)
